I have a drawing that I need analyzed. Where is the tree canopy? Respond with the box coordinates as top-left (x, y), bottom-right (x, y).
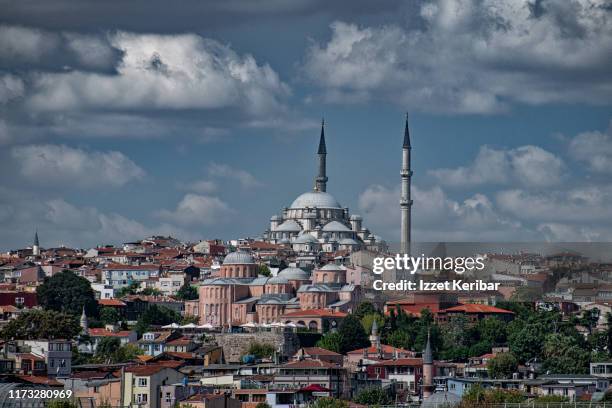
top-left (1, 309), bottom-right (81, 340)
top-left (37, 270), bottom-right (98, 317)
top-left (176, 283), bottom-right (199, 300)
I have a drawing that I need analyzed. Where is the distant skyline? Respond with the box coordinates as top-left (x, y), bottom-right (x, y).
top-left (1, 0), bottom-right (612, 250)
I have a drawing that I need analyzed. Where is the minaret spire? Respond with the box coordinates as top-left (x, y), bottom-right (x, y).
top-left (315, 118), bottom-right (328, 192)
top-left (400, 113), bottom-right (413, 255)
top-left (32, 229), bottom-right (40, 257)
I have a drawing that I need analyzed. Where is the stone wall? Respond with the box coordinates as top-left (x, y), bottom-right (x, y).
top-left (212, 331), bottom-right (300, 363)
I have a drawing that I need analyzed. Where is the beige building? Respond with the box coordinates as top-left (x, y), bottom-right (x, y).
top-left (122, 365), bottom-right (185, 408)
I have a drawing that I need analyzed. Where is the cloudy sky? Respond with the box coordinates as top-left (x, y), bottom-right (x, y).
top-left (1, 0), bottom-right (612, 250)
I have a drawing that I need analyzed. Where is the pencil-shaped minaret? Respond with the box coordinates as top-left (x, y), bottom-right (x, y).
top-left (400, 113), bottom-right (412, 255)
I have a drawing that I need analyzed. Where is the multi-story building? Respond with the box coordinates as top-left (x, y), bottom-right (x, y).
top-left (23, 339), bottom-right (72, 377)
top-left (122, 365), bottom-right (185, 408)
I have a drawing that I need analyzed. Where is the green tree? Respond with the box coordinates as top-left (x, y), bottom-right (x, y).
top-left (310, 397), bottom-right (348, 408)
top-left (140, 287), bottom-right (162, 296)
top-left (37, 270), bottom-right (98, 317)
top-left (477, 317), bottom-right (507, 346)
top-left (100, 307), bottom-right (121, 325)
top-left (337, 314), bottom-right (369, 354)
top-left (115, 282), bottom-right (139, 298)
top-left (354, 302), bottom-right (376, 320)
top-left (487, 353), bottom-right (518, 379)
top-left (134, 305), bottom-right (181, 336)
top-left (247, 342), bottom-right (275, 358)
top-left (114, 344), bottom-right (143, 362)
top-left (0, 309), bottom-right (80, 340)
top-left (176, 283), bottom-right (199, 300)
top-left (360, 313), bottom-right (385, 334)
top-left (181, 314), bottom-right (199, 325)
top-left (542, 333), bottom-right (590, 374)
top-left (354, 386), bottom-right (393, 405)
top-left (258, 264), bottom-right (272, 277)
top-left (255, 403), bottom-right (271, 408)
top-left (316, 331), bottom-right (342, 353)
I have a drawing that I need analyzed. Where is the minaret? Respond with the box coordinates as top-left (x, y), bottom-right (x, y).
top-left (369, 319), bottom-right (381, 354)
top-left (400, 113), bottom-right (413, 255)
top-left (315, 119), bottom-right (328, 193)
top-left (422, 330), bottom-right (434, 399)
top-left (80, 306), bottom-right (89, 334)
top-left (32, 230), bottom-right (40, 257)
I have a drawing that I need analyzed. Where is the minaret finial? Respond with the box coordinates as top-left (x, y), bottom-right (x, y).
top-left (403, 112), bottom-right (411, 148)
top-left (315, 118), bottom-right (328, 192)
top-left (318, 118), bottom-right (327, 154)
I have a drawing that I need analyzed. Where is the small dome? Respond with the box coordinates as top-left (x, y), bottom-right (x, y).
top-left (275, 220), bottom-right (302, 232)
top-left (349, 214), bottom-right (362, 220)
top-left (278, 267), bottom-right (310, 280)
top-left (320, 263), bottom-right (343, 271)
top-left (322, 221), bottom-right (351, 232)
top-left (290, 191), bottom-right (341, 209)
top-left (268, 275), bottom-right (289, 284)
top-left (270, 215), bottom-right (280, 221)
top-left (293, 234), bottom-right (319, 244)
top-left (223, 251), bottom-right (255, 265)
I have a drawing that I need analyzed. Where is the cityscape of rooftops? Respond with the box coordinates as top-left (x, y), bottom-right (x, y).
top-left (1, 1), bottom-right (612, 407)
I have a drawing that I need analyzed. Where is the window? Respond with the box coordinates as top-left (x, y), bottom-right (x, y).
top-left (165, 392), bottom-right (172, 403)
top-left (135, 394), bottom-right (148, 403)
top-left (138, 378), bottom-right (148, 387)
top-left (15, 297), bottom-right (24, 305)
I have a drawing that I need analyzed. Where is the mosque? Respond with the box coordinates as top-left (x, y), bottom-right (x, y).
top-left (197, 116), bottom-right (414, 329)
top-left (263, 121), bottom-right (386, 253)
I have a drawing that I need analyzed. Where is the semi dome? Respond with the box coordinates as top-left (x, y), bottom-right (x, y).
top-left (275, 220), bottom-right (302, 232)
top-left (293, 233), bottom-right (319, 244)
top-left (278, 267), bottom-right (310, 280)
top-left (290, 191), bottom-right (341, 209)
top-left (322, 220), bottom-right (351, 232)
top-left (223, 251), bottom-right (255, 265)
top-left (339, 238), bottom-right (360, 245)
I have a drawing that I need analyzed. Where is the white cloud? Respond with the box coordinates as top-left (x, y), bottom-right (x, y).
top-left (569, 121), bottom-right (612, 173)
top-left (207, 162), bottom-right (262, 188)
top-left (496, 186), bottom-right (612, 223)
top-left (27, 31), bottom-right (290, 117)
top-left (0, 25), bottom-right (59, 62)
top-left (179, 180), bottom-right (218, 194)
top-left (155, 193), bottom-right (234, 226)
top-left (63, 32), bottom-right (117, 69)
top-left (358, 183), bottom-right (527, 241)
top-left (10, 144), bottom-right (145, 188)
top-left (430, 145), bottom-right (564, 187)
top-left (303, 0), bottom-right (612, 113)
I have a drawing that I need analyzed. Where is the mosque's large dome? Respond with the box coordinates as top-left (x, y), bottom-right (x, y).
top-left (290, 191), bottom-right (341, 209)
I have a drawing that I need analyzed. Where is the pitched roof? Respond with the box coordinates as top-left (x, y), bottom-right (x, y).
top-left (302, 347), bottom-right (341, 356)
top-left (88, 328), bottom-right (133, 337)
top-left (98, 299), bottom-right (126, 307)
top-left (347, 344), bottom-right (411, 355)
top-left (379, 358), bottom-right (423, 366)
top-left (125, 365), bottom-right (171, 376)
top-left (442, 304), bottom-right (514, 314)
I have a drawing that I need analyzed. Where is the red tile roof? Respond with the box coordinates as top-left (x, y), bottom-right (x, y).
top-left (98, 299), bottom-right (127, 307)
top-left (379, 358), bottom-right (423, 366)
top-left (347, 344), bottom-right (412, 355)
top-left (89, 328), bottom-right (133, 337)
top-left (126, 365), bottom-right (171, 375)
top-left (302, 347), bottom-right (341, 356)
top-left (442, 304), bottom-right (514, 314)
top-left (281, 309), bottom-right (347, 318)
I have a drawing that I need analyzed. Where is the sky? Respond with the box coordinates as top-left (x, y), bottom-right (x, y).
top-left (0, 0), bottom-right (612, 250)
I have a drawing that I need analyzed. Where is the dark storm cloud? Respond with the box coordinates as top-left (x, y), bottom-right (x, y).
top-left (0, 0), bottom-right (404, 33)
